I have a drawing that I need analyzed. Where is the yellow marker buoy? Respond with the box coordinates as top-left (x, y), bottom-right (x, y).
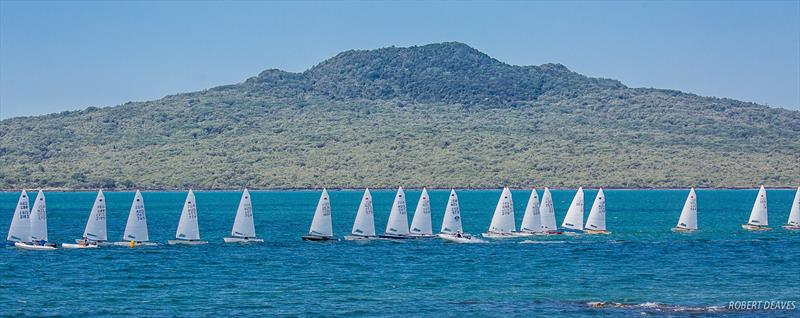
top-left (129, 240), bottom-right (135, 248)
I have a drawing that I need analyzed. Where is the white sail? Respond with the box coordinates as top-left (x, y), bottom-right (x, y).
top-left (351, 189), bottom-right (375, 236)
top-left (520, 189), bottom-right (542, 233)
top-left (83, 190), bottom-right (108, 241)
top-left (7, 190), bottom-right (31, 242)
top-left (788, 187), bottom-right (800, 226)
top-left (123, 190), bottom-right (149, 241)
top-left (561, 187), bottom-right (585, 231)
top-left (488, 187), bottom-right (516, 234)
top-left (747, 185), bottom-right (768, 226)
top-left (440, 190), bottom-right (463, 234)
top-left (540, 188), bottom-right (557, 231)
top-left (384, 187), bottom-right (409, 235)
top-left (308, 189), bottom-right (333, 237)
top-left (29, 190), bottom-right (48, 242)
top-left (175, 190), bottom-right (200, 240)
top-left (585, 188), bottom-right (607, 231)
top-left (231, 189), bottom-right (256, 238)
top-left (410, 188), bottom-right (433, 235)
top-left (676, 188), bottom-right (698, 230)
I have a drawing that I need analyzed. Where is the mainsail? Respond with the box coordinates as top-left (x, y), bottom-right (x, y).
top-left (83, 190), bottom-right (108, 241)
top-left (384, 187), bottom-right (409, 236)
top-left (175, 190), bottom-right (200, 240)
top-left (488, 187), bottom-right (515, 234)
top-left (539, 188), bottom-right (557, 231)
top-left (520, 189), bottom-right (542, 233)
top-left (308, 189), bottom-right (333, 237)
top-left (561, 187), bottom-right (585, 231)
top-left (231, 189), bottom-right (256, 238)
top-left (351, 189), bottom-right (375, 236)
top-left (676, 188), bottom-right (698, 230)
top-left (123, 190), bottom-right (149, 241)
top-left (440, 190), bottom-right (463, 234)
top-left (585, 188), bottom-right (607, 231)
top-left (29, 190), bottom-right (48, 242)
top-left (410, 188), bottom-right (433, 235)
top-left (6, 190), bottom-right (31, 242)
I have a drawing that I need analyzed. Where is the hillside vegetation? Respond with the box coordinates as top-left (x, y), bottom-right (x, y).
top-left (1, 42), bottom-right (798, 189)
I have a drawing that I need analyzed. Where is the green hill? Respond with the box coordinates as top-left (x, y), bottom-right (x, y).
top-left (1, 42), bottom-right (798, 189)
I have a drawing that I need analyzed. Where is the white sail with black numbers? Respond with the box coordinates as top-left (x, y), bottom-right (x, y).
top-left (520, 189), bottom-right (542, 233)
top-left (410, 188), bottom-right (433, 236)
top-left (488, 187), bottom-right (515, 234)
top-left (440, 190), bottom-right (463, 234)
top-left (175, 190), bottom-right (200, 240)
top-left (308, 189), bottom-right (333, 237)
top-left (676, 188), bottom-right (698, 230)
top-left (561, 187), bottom-right (584, 231)
top-left (123, 190), bottom-right (149, 241)
top-left (351, 189), bottom-right (375, 236)
top-left (83, 190), bottom-right (108, 241)
top-left (7, 190), bottom-right (31, 243)
top-left (231, 189), bottom-right (256, 238)
top-left (384, 187), bottom-right (409, 236)
top-left (540, 188), bottom-right (557, 231)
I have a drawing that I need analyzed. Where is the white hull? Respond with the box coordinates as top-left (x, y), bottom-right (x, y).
top-left (75, 239), bottom-right (113, 246)
top-left (62, 243), bottom-right (98, 249)
top-left (15, 242), bottom-right (56, 250)
top-left (168, 239), bottom-right (209, 245)
top-left (741, 224), bottom-right (771, 231)
top-left (437, 233), bottom-right (486, 244)
top-left (671, 227), bottom-right (697, 233)
top-left (112, 241), bottom-right (158, 247)
top-left (482, 231), bottom-right (530, 239)
top-left (378, 234), bottom-right (415, 240)
top-left (344, 235), bottom-right (378, 241)
top-left (583, 229), bottom-right (611, 235)
top-left (408, 234), bottom-right (437, 238)
top-left (515, 231), bottom-right (545, 237)
top-left (223, 236), bottom-right (264, 243)
top-left (782, 225), bottom-right (800, 230)
top-left (301, 235), bottom-right (338, 241)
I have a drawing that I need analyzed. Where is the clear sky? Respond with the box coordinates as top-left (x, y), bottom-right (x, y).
top-left (1, 1), bottom-right (798, 119)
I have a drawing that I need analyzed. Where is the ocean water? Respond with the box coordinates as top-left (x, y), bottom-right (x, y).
top-left (1, 189), bottom-right (798, 317)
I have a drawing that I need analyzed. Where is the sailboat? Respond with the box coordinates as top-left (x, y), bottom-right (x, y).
top-left (380, 187), bottom-right (413, 239)
top-left (6, 190), bottom-right (31, 245)
top-left (518, 188), bottom-right (543, 236)
top-left (302, 189), bottom-right (337, 241)
top-left (63, 190), bottom-right (106, 248)
top-left (584, 188), bottom-right (609, 234)
top-left (483, 187), bottom-right (518, 238)
top-left (224, 189), bottom-right (264, 243)
top-left (539, 188), bottom-right (562, 235)
top-left (672, 188), bottom-right (698, 233)
top-left (561, 187), bottom-right (585, 234)
top-left (437, 189), bottom-right (485, 243)
top-left (114, 190), bottom-right (157, 246)
top-left (742, 185), bottom-right (770, 231)
top-left (345, 189), bottom-right (377, 241)
top-left (16, 190), bottom-right (57, 250)
top-left (409, 188), bottom-right (435, 238)
top-left (782, 187), bottom-right (800, 230)
top-left (168, 190), bottom-right (208, 245)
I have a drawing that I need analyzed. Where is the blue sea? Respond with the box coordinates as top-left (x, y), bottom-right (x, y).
top-left (1, 189), bottom-right (798, 317)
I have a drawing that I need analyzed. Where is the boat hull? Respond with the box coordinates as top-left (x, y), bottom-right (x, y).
top-left (378, 234), bottom-right (415, 240)
top-left (15, 242), bottom-right (56, 250)
top-left (62, 243), bottom-right (98, 249)
top-left (301, 235), bottom-right (337, 241)
top-left (408, 234), bottom-right (436, 238)
top-left (584, 229), bottom-right (611, 235)
top-left (75, 239), bottom-right (113, 246)
top-left (741, 224), bottom-right (771, 231)
top-left (437, 233), bottom-right (486, 244)
top-left (112, 241), bottom-right (158, 247)
top-left (782, 225), bottom-right (800, 230)
top-left (344, 235), bottom-right (378, 241)
top-left (481, 232), bottom-right (523, 239)
top-left (167, 239), bottom-right (209, 245)
top-left (223, 237), bottom-right (264, 243)
top-left (671, 227), bottom-right (697, 233)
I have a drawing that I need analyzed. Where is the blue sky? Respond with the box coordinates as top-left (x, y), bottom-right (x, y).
top-left (1, 1), bottom-right (798, 119)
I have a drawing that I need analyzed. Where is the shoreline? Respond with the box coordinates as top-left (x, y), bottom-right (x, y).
top-left (0, 186), bottom-right (797, 192)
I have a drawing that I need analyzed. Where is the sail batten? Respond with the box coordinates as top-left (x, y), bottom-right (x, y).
top-left (561, 187), bottom-right (585, 231)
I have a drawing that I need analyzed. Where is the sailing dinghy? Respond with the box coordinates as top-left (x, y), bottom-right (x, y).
top-left (114, 190), bottom-right (157, 246)
top-left (782, 187), bottom-right (800, 230)
top-left (6, 190), bottom-right (31, 246)
top-left (409, 188), bottom-right (435, 238)
top-left (517, 189), bottom-right (543, 236)
top-left (584, 188), bottom-right (610, 234)
top-left (561, 187), bottom-right (585, 234)
top-left (168, 190), bottom-right (208, 245)
top-left (483, 187), bottom-right (519, 238)
top-left (224, 189), bottom-right (264, 243)
top-left (380, 187), bottom-right (414, 240)
top-left (63, 190), bottom-right (106, 249)
top-left (345, 189), bottom-right (377, 241)
top-left (16, 190), bottom-right (57, 250)
top-left (539, 188), bottom-right (562, 235)
top-left (672, 188), bottom-right (698, 233)
top-left (302, 189), bottom-right (337, 241)
top-left (742, 186), bottom-right (770, 231)
top-left (437, 190), bottom-right (485, 243)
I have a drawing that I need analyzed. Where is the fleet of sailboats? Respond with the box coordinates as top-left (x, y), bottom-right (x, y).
top-left (224, 189), bottom-right (264, 243)
top-left (302, 189), bottom-right (336, 241)
top-left (672, 188), bottom-right (698, 233)
top-left (6, 186), bottom-right (800, 249)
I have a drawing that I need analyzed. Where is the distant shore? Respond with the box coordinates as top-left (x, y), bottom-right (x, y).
top-left (0, 186), bottom-right (797, 192)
